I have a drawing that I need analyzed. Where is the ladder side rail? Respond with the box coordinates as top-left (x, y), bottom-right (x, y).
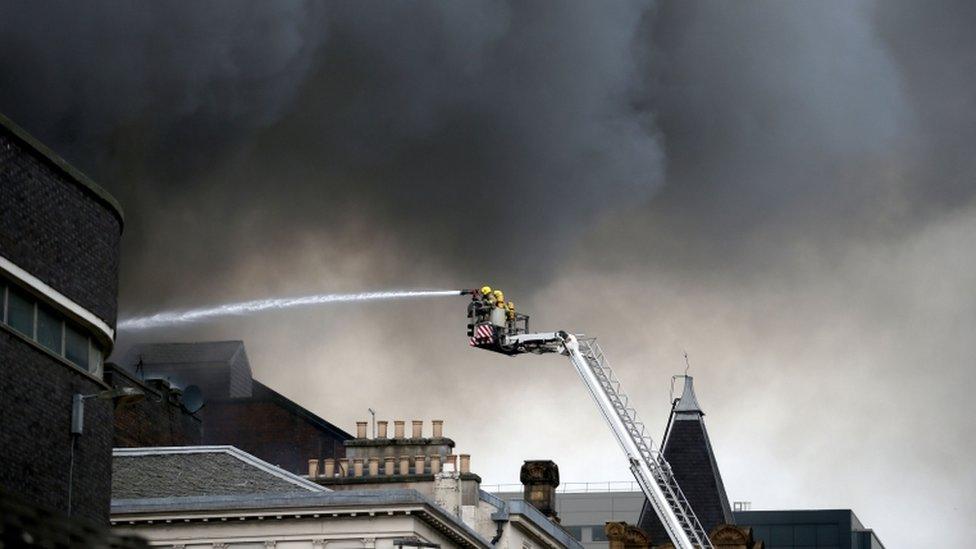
top-left (561, 335), bottom-right (700, 549)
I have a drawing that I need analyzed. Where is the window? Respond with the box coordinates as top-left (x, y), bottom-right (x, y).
top-left (7, 285), bottom-right (34, 337)
top-left (590, 525), bottom-right (608, 542)
top-left (1, 277), bottom-right (104, 376)
top-left (36, 303), bottom-right (62, 353)
top-left (64, 321), bottom-right (90, 369)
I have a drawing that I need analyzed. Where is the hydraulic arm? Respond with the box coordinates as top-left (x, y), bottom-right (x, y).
top-left (469, 316), bottom-right (714, 549)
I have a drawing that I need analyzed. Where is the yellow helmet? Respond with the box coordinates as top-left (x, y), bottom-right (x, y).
top-left (507, 301), bottom-right (515, 310)
top-left (480, 286), bottom-right (492, 296)
top-left (493, 290), bottom-right (504, 300)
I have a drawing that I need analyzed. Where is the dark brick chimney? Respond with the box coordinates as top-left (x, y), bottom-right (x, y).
top-left (520, 460), bottom-right (560, 521)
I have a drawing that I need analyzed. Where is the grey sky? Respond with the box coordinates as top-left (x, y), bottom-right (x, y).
top-left (2, 1), bottom-right (974, 545)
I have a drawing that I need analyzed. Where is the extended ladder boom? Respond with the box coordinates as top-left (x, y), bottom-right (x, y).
top-left (501, 331), bottom-right (713, 549)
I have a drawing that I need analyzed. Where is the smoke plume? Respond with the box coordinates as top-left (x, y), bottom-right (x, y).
top-left (2, 2), bottom-right (974, 546)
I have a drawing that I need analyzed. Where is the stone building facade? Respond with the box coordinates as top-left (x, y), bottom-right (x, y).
top-left (0, 112), bottom-right (124, 524)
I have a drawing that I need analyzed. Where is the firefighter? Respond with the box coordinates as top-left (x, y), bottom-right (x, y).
top-left (490, 292), bottom-right (507, 329)
top-left (475, 286), bottom-right (493, 322)
top-left (486, 288), bottom-right (497, 307)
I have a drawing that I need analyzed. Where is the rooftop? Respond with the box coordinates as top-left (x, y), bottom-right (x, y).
top-left (112, 446), bottom-right (325, 500)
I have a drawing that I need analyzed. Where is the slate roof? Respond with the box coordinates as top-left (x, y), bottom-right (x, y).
top-left (112, 446), bottom-right (326, 500)
top-left (638, 376), bottom-right (733, 545)
top-left (121, 340), bottom-right (253, 398)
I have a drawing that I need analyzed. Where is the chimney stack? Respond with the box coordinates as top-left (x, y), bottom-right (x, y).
top-left (308, 459), bottom-right (320, 479)
top-left (521, 460), bottom-right (560, 521)
top-left (414, 454), bottom-right (425, 475)
top-left (459, 454), bottom-right (471, 474)
top-left (399, 455), bottom-right (411, 475)
top-left (430, 454), bottom-right (442, 474)
top-left (432, 419), bottom-right (444, 438)
top-left (377, 420), bottom-right (389, 438)
top-left (353, 458), bottom-right (364, 477)
top-left (324, 458), bottom-right (336, 478)
top-left (394, 420), bottom-right (405, 439)
top-left (338, 458), bottom-right (349, 477)
top-left (368, 457), bottom-right (380, 476)
top-left (384, 457), bottom-right (396, 476)
top-left (412, 420), bottom-right (423, 438)
top-left (356, 421), bottom-right (368, 439)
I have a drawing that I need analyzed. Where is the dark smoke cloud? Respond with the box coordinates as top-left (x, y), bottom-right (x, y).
top-left (2, 2), bottom-right (975, 546)
top-left (1, 1), bottom-right (661, 306)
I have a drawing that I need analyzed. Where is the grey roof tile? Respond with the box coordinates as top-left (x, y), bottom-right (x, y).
top-left (112, 446), bottom-right (325, 500)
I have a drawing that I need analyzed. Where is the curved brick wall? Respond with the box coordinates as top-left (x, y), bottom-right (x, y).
top-left (0, 116), bottom-right (123, 525)
top-left (0, 127), bottom-right (122, 326)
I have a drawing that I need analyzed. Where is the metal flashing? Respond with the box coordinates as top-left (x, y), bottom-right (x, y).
top-left (672, 375), bottom-right (704, 416)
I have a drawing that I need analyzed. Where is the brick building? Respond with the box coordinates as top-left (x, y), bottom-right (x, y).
top-left (0, 112), bottom-right (124, 524)
top-left (106, 363), bottom-right (203, 448)
top-left (119, 340), bottom-right (351, 473)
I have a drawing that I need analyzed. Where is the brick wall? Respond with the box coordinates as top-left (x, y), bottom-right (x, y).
top-left (107, 366), bottom-right (202, 448)
top-left (0, 129), bottom-right (122, 325)
top-left (0, 330), bottom-right (114, 525)
top-left (202, 397), bottom-right (347, 474)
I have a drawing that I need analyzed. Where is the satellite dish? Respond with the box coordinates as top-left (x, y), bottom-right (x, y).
top-left (182, 385), bottom-right (204, 413)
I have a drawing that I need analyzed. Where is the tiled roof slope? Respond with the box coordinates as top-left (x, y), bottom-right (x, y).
top-left (121, 340), bottom-right (253, 398)
top-left (112, 446), bottom-right (325, 500)
top-left (638, 376), bottom-right (733, 545)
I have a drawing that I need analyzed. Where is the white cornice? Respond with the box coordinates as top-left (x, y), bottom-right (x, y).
top-left (0, 254), bottom-right (114, 344)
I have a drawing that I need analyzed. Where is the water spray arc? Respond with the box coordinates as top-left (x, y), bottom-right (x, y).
top-left (118, 289), bottom-right (463, 331)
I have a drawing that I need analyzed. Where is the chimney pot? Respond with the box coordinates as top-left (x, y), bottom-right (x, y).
top-left (459, 454), bottom-right (471, 474)
top-left (324, 459), bottom-right (336, 478)
top-left (353, 458), bottom-right (364, 477)
top-left (308, 459), bottom-right (320, 478)
top-left (399, 455), bottom-right (411, 475)
top-left (430, 454), bottom-right (442, 474)
top-left (377, 420), bottom-right (389, 438)
top-left (414, 454), bottom-right (426, 475)
top-left (384, 457), bottom-right (396, 476)
top-left (394, 420), bottom-right (405, 439)
top-left (412, 420), bottom-right (423, 438)
top-left (368, 457), bottom-right (380, 476)
top-left (432, 419), bottom-right (444, 438)
top-left (356, 421), bottom-right (368, 439)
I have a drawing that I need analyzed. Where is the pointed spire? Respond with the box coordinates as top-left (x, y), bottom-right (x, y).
top-left (673, 375), bottom-right (704, 417)
top-left (639, 374), bottom-right (732, 542)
